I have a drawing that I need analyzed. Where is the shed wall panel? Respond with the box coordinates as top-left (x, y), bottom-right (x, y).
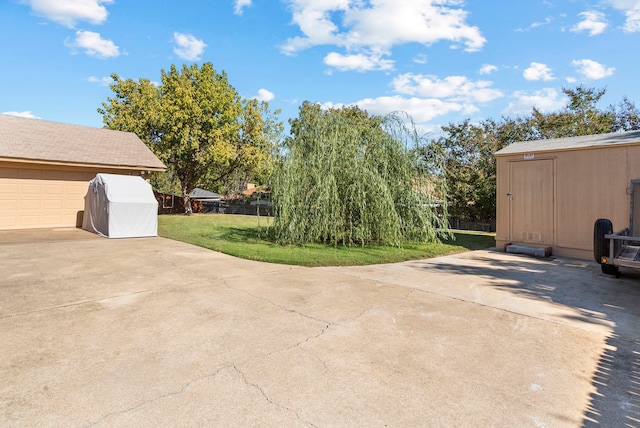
top-left (554, 147), bottom-right (629, 251)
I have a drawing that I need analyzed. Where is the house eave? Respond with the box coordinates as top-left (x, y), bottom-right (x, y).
top-left (0, 156), bottom-right (166, 171)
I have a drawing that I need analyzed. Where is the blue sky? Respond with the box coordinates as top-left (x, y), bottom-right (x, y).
top-left (2, 0), bottom-right (639, 137)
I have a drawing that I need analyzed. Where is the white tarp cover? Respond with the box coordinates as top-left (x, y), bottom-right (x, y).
top-left (82, 173), bottom-right (158, 238)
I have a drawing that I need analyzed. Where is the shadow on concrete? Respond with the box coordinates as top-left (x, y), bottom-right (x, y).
top-left (412, 252), bottom-right (640, 426)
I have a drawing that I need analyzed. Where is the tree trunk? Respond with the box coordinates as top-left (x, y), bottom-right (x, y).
top-left (182, 187), bottom-right (193, 215)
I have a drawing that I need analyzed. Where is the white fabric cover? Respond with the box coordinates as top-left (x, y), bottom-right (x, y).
top-left (82, 173), bottom-right (158, 238)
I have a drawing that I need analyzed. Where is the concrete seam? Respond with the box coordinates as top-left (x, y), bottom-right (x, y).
top-left (83, 365), bottom-right (234, 427)
top-left (228, 284), bottom-right (332, 325)
top-left (232, 366), bottom-right (319, 428)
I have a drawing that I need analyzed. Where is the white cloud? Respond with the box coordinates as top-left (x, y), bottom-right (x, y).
top-left (255, 89), bottom-right (275, 102)
top-left (324, 51), bottom-right (394, 72)
top-left (281, 0), bottom-right (486, 68)
top-left (24, 0), bottom-right (112, 27)
top-left (234, 0), bottom-right (252, 15)
top-left (316, 72), bottom-right (504, 127)
top-left (88, 75), bottom-right (112, 85)
top-left (530, 16), bottom-right (554, 29)
top-left (324, 96), bottom-right (474, 123)
top-left (317, 71), bottom-right (505, 126)
top-left (566, 76), bottom-right (578, 83)
top-left (65, 30), bottom-right (119, 58)
top-left (603, 0), bottom-right (640, 32)
top-left (413, 54), bottom-right (428, 65)
top-left (479, 64), bottom-right (497, 75)
top-left (502, 88), bottom-right (566, 116)
top-left (392, 73), bottom-right (503, 103)
top-left (523, 62), bottom-right (555, 81)
top-left (516, 16), bottom-right (554, 32)
top-left (571, 11), bottom-right (608, 36)
top-left (172, 32), bottom-right (207, 61)
top-left (571, 59), bottom-right (615, 80)
top-left (2, 111), bottom-right (39, 119)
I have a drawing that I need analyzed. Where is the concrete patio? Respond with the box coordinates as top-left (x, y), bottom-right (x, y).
top-left (1, 228), bottom-right (639, 426)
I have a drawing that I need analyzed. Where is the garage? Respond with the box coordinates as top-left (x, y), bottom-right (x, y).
top-left (495, 130), bottom-right (640, 260)
top-left (0, 115), bottom-right (165, 230)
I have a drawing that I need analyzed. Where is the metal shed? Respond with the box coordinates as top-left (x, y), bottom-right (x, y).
top-left (494, 130), bottom-right (640, 260)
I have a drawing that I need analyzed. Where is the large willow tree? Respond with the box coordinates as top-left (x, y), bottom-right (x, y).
top-left (271, 102), bottom-right (449, 247)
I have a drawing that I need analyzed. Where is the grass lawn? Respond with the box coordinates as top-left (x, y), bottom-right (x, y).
top-left (158, 214), bottom-right (496, 267)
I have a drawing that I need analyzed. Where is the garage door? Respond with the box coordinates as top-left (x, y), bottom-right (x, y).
top-left (0, 166), bottom-right (95, 230)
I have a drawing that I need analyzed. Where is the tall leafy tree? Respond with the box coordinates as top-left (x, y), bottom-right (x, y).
top-left (233, 98), bottom-right (283, 187)
top-left (271, 102), bottom-right (449, 247)
top-left (610, 96), bottom-right (640, 131)
top-left (430, 117), bottom-right (531, 221)
top-left (531, 85), bottom-right (615, 139)
top-left (98, 63), bottom-right (281, 214)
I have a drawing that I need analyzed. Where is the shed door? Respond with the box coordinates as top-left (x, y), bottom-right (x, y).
top-left (509, 160), bottom-right (554, 245)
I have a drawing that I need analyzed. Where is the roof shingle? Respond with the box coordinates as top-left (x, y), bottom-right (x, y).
top-left (0, 114), bottom-right (165, 170)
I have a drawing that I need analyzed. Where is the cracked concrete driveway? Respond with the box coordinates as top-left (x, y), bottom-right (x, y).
top-left (2, 228), bottom-right (640, 427)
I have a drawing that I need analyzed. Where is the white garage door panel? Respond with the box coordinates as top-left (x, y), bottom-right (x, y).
top-left (44, 183), bottom-right (64, 193)
top-left (0, 215), bottom-right (18, 228)
top-left (0, 183), bottom-right (18, 193)
top-left (21, 199), bottom-right (42, 209)
top-left (65, 199), bottom-right (84, 210)
top-left (66, 183), bottom-right (86, 193)
top-left (43, 199), bottom-right (63, 209)
top-left (0, 167), bottom-right (96, 230)
top-left (23, 183), bottom-right (43, 194)
top-left (0, 198), bottom-right (18, 211)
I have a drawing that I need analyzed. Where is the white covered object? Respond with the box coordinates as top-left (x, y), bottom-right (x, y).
top-left (82, 173), bottom-right (158, 238)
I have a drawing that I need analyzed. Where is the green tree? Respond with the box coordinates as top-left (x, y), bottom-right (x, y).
top-left (430, 117), bottom-right (531, 222)
top-left (271, 102), bottom-right (449, 247)
top-left (610, 96), bottom-right (640, 131)
top-left (531, 85), bottom-right (615, 139)
top-left (98, 63), bottom-right (281, 214)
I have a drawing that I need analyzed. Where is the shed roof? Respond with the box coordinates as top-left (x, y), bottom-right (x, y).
top-left (495, 129), bottom-right (640, 156)
top-left (0, 114), bottom-right (165, 170)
